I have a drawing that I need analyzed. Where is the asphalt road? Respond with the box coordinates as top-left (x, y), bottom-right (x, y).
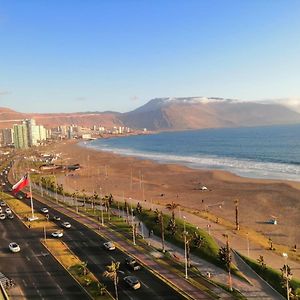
top-left (26, 196), bottom-right (186, 300)
top-left (0, 203), bottom-right (89, 299)
top-left (0, 168), bottom-right (89, 299)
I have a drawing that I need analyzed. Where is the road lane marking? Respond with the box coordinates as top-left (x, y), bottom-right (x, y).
top-left (22, 279), bottom-right (27, 287)
top-left (26, 256), bottom-right (31, 261)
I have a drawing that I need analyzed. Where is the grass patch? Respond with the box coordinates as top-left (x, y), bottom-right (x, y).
top-left (0, 192), bottom-right (56, 230)
top-left (44, 239), bottom-right (110, 299)
top-left (241, 254), bottom-right (300, 298)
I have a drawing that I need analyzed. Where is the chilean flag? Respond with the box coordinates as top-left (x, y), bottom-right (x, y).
top-left (12, 174), bottom-right (29, 195)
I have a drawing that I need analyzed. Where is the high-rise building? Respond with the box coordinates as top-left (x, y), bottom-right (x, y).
top-left (13, 124), bottom-right (29, 149)
top-left (13, 119), bottom-right (47, 148)
top-left (1, 128), bottom-right (13, 146)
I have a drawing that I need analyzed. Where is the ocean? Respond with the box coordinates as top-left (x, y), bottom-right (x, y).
top-left (83, 124), bottom-right (300, 181)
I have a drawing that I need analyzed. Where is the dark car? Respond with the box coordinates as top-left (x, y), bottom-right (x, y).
top-left (125, 258), bottom-right (141, 271)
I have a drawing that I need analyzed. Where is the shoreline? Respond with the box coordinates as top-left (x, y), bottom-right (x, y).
top-left (49, 140), bottom-right (300, 247)
top-left (81, 137), bottom-right (300, 184)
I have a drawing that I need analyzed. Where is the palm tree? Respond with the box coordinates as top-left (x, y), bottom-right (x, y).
top-left (191, 231), bottom-right (204, 249)
top-left (166, 202), bottom-right (179, 235)
top-left (103, 261), bottom-right (120, 300)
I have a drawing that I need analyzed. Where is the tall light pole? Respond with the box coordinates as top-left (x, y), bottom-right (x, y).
top-left (283, 252), bottom-right (290, 300)
top-left (246, 232), bottom-right (250, 257)
top-left (131, 208), bottom-right (136, 245)
top-left (235, 199), bottom-right (239, 231)
top-left (183, 216), bottom-right (188, 279)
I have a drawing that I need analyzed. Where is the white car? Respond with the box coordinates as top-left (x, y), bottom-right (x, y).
top-left (51, 231), bottom-right (63, 238)
top-left (103, 241), bottom-right (116, 251)
top-left (0, 213), bottom-right (6, 220)
top-left (53, 215), bottom-right (61, 221)
top-left (0, 201), bottom-right (6, 206)
top-left (123, 276), bottom-right (141, 290)
top-left (9, 242), bottom-right (20, 253)
top-left (40, 208), bottom-right (49, 214)
top-left (5, 208), bottom-right (11, 214)
top-left (61, 221), bottom-right (71, 229)
top-left (0, 207), bottom-right (2, 213)
top-left (7, 214), bottom-right (14, 219)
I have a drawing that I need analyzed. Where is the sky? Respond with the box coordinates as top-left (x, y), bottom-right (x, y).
top-left (0, 0), bottom-right (300, 113)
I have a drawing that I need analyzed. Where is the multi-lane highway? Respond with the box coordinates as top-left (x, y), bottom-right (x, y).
top-left (0, 167), bottom-right (188, 300)
top-left (23, 194), bottom-right (187, 300)
top-left (0, 201), bottom-right (90, 299)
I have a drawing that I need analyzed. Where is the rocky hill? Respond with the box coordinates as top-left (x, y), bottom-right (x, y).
top-left (1, 97), bottom-right (300, 131)
top-left (119, 97), bottom-right (300, 130)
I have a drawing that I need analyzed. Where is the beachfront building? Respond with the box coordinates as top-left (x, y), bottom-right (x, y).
top-left (0, 128), bottom-right (13, 146)
top-left (13, 123), bottom-right (29, 149)
top-left (13, 119), bottom-right (48, 149)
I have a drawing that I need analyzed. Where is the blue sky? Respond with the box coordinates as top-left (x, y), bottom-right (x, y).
top-left (0, 0), bottom-right (299, 113)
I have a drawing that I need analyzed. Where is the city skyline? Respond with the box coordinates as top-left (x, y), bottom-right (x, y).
top-left (0, 1), bottom-right (300, 113)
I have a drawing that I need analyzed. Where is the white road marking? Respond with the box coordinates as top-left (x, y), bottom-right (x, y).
top-left (26, 256), bottom-right (31, 261)
top-left (22, 279), bottom-right (27, 287)
top-left (56, 284), bottom-right (63, 293)
top-left (140, 280), bottom-right (150, 289)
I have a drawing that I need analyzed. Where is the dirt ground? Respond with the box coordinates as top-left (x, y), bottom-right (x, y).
top-left (47, 140), bottom-right (300, 247)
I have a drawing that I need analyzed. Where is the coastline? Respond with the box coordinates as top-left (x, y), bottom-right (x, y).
top-left (51, 140), bottom-right (300, 247)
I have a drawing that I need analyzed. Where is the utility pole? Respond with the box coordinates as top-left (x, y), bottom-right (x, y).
top-left (235, 199), bottom-right (240, 231)
top-left (160, 211), bottom-right (165, 252)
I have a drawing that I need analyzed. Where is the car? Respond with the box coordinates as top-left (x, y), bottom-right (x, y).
top-left (0, 207), bottom-right (2, 213)
top-left (0, 213), bottom-right (6, 220)
top-left (125, 258), bottom-right (141, 271)
top-left (40, 208), bottom-right (49, 214)
top-left (61, 221), bottom-right (71, 229)
top-left (9, 242), bottom-right (20, 253)
top-left (51, 231), bottom-right (63, 238)
top-left (5, 208), bottom-right (11, 214)
top-left (0, 201), bottom-right (6, 206)
top-left (103, 241), bottom-right (116, 251)
top-left (123, 276), bottom-right (141, 290)
top-left (7, 214), bottom-right (14, 219)
top-left (53, 215), bottom-right (61, 221)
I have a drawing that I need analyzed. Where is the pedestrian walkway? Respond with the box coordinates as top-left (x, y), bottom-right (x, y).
top-left (137, 221), bottom-right (285, 300)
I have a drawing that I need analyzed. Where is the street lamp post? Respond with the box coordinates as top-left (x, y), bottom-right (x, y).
top-left (131, 208), bottom-right (136, 245)
top-left (246, 232), bottom-right (250, 257)
top-left (283, 253), bottom-right (290, 300)
top-left (183, 216), bottom-right (188, 279)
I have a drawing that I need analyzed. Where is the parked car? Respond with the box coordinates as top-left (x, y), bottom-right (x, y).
top-left (5, 208), bottom-right (11, 214)
top-left (0, 207), bottom-right (2, 213)
top-left (51, 231), bottom-right (63, 238)
top-left (53, 216), bottom-right (61, 221)
top-left (9, 242), bottom-right (20, 253)
top-left (0, 213), bottom-right (6, 220)
top-left (0, 201), bottom-right (6, 206)
top-left (123, 276), bottom-right (141, 290)
top-left (61, 221), bottom-right (71, 229)
top-left (40, 208), bottom-right (49, 214)
top-left (7, 213), bottom-right (14, 219)
top-left (125, 258), bottom-right (141, 271)
top-left (103, 241), bottom-right (116, 251)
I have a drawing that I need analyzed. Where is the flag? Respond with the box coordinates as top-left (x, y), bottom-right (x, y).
top-left (12, 174), bottom-right (29, 195)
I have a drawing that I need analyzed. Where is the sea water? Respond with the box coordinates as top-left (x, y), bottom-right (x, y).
top-left (83, 124), bottom-right (300, 181)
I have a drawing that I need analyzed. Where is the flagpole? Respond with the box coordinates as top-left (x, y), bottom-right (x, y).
top-left (28, 173), bottom-right (35, 219)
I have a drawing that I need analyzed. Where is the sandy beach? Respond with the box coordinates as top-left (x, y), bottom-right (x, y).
top-left (49, 140), bottom-right (300, 248)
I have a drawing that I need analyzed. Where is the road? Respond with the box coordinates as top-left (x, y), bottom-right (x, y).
top-left (27, 196), bottom-right (188, 300)
top-left (0, 204), bottom-right (89, 299)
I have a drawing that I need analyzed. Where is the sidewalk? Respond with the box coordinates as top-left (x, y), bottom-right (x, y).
top-left (137, 221), bottom-right (285, 300)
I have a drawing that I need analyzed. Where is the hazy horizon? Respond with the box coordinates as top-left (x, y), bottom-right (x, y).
top-left (1, 1), bottom-right (300, 113)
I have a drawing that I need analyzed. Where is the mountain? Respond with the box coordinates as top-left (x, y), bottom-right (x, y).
top-left (1, 97), bottom-right (300, 131)
top-left (119, 97), bottom-right (300, 130)
top-left (0, 108), bottom-right (122, 129)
